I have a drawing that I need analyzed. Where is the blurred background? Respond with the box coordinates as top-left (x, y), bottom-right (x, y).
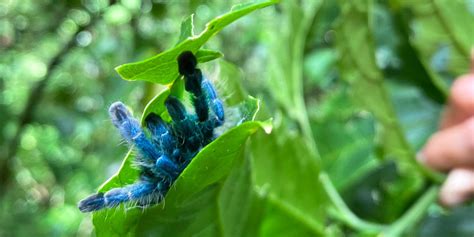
top-left (0, 0), bottom-right (473, 236)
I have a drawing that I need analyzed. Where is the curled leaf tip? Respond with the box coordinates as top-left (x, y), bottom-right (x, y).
top-left (262, 119), bottom-right (273, 134)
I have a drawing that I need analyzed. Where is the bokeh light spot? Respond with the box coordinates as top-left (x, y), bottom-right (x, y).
top-left (21, 133), bottom-right (37, 150)
top-left (76, 30), bottom-right (92, 47)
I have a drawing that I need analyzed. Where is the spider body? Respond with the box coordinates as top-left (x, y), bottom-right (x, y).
top-left (78, 51), bottom-right (224, 212)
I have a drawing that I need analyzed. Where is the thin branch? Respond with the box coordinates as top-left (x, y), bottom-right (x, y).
top-left (321, 172), bottom-right (440, 236)
top-left (319, 173), bottom-right (388, 233)
top-left (383, 185), bottom-right (439, 237)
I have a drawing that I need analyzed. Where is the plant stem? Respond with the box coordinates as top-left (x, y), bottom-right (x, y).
top-left (319, 172), bottom-right (387, 233)
top-left (383, 185), bottom-right (439, 237)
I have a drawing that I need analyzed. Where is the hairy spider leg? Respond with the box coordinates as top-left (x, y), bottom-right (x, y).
top-left (165, 96), bottom-right (204, 160)
top-left (139, 170), bottom-right (171, 196)
top-left (176, 51), bottom-right (224, 146)
top-left (155, 155), bottom-right (181, 180)
top-left (109, 102), bottom-right (162, 166)
top-left (143, 113), bottom-right (182, 180)
top-left (201, 78), bottom-right (224, 127)
top-left (188, 70), bottom-right (209, 122)
top-left (177, 51), bottom-right (210, 122)
top-left (186, 77), bottom-right (225, 145)
top-left (145, 113), bottom-right (180, 160)
top-left (145, 114), bottom-right (182, 174)
top-left (177, 51), bottom-right (198, 77)
top-left (78, 181), bottom-right (157, 212)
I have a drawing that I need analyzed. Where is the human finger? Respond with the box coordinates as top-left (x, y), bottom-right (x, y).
top-left (439, 74), bottom-right (474, 129)
top-left (439, 168), bottom-right (474, 207)
top-left (419, 117), bottom-right (474, 171)
top-left (440, 49), bottom-right (474, 129)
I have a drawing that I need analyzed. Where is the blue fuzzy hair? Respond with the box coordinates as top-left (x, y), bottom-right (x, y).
top-left (78, 51), bottom-right (225, 212)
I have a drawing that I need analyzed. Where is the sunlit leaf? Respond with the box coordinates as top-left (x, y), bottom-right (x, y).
top-left (176, 14), bottom-right (194, 45)
top-left (115, 0), bottom-right (277, 84)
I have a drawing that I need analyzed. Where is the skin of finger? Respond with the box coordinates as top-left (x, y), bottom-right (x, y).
top-left (439, 168), bottom-right (474, 207)
top-left (440, 74), bottom-right (474, 129)
top-left (439, 49), bottom-right (474, 129)
top-left (421, 117), bottom-right (474, 171)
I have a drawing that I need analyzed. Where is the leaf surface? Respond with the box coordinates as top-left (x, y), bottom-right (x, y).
top-left (115, 0), bottom-right (277, 84)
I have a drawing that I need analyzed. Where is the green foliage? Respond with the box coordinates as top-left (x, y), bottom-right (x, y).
top-left (115, 0), bottom-right (277, 84)
top-left (336, 1), bottom-right (427, 221)
top-left (1, 0), bottom-right (473, 236)
top-left (92, 2), bottom-right (276, 236)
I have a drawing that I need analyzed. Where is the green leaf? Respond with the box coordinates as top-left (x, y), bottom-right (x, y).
top-left (258, 196), bottom-right (326, 237)
top-left (140, 87), bottom-right (172, 125)
top-left (385, 80), bottom-right (442, 151)
top-left (217, 152), bottom-right (266, 237)
top-left (166, 120), bottom-right (272, 205)
top-left (374, 1), bottom-right (448, 102)
top-left (195, 49), bottom-right (224, 63)
top-left (250, 127), bottom-right (326, 236)
top-left (176, 14), bottom-right (195, 45)
top-left (310, 87), bottom-right (379, 191)
top-left (115, 0), bottom-right (277, 84)
top-left (394, 0), bottom-right (473, 59)
top-left (392, 0), bottom-right (474, 92)
top-left (336, 0), bottom-right (420, 177)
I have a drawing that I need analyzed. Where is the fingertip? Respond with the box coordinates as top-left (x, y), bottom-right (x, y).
top-left (419, 132), bottom-right (448, 171)
top-left (419, 117), bottom-right (474, 171)
top-left (449, 74), bottom-right (474, 114)
top-left (441, 60), bottom-right (474, 128)
top-left (439, 168), bottom-right (474, 207)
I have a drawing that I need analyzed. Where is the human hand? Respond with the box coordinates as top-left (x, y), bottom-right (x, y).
top-left (419, 51), bottom-right (474, 207)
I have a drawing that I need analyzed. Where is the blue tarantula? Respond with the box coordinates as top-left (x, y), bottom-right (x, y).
top-left (78, 51), bottom-right (224, 212)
